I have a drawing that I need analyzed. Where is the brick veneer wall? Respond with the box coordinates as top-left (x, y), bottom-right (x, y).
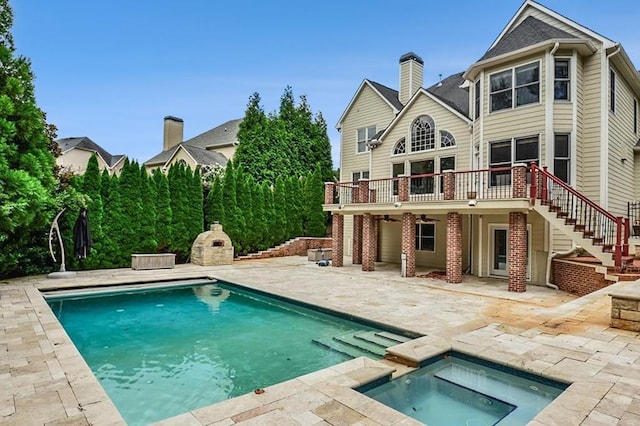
top-left (235, 237), bottom-right (332, 260)
top-left (401, 213), bottom-right (416, 277)
top-left (352, 215), bottom-right (363, 265)
top-left (332, 214), bottom-right (344, 267)
top-left (508, 212), bottom-right (527, 292)
top-left (362, 214), bottom-right (375, 271)
top-left (551, 260), bottom-right (615, 296)
top-left (446, 212), bottom-right (462, 283)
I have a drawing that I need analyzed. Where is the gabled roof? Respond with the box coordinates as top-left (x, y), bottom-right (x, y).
top-left (478, 16), bottom-right (577, 62)
top-left (56, 136), bottom-right (123, 167)
top-left (183, 118), bottom-right (242, 150)
top-left (426, 72), bottom-right (469, 118)
top-left (143, 118), bottom-right (241, 167)
top-left (378, 85), bottom-right (471, 143)
top-left (181, 145), bottom-right (228, 167)
top-left (336, 79), bottom-right (401, 130)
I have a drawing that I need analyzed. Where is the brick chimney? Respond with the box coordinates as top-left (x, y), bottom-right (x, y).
top-left (163, 116), bottom-right (184, 151)
top-left (398, 52), bottom-right (424, 105)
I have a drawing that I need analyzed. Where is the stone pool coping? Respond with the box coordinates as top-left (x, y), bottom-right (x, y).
top-left (3, 257), bottom-right (640, 425)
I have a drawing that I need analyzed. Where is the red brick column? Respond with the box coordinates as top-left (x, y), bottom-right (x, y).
top-left (353, 215), bottom-right (363, 264)
top-left (324, 182), bottom-right (334, 205)
top-left (446, 212), bottom-right (463, 283)
top-left (398, 175), bottom-right (409, 202)
top-left (331, 214), bottom-right (344, 267)
top-left (362, 214), bottom-right (375, 271)
top-left (508, 212), bottom-right (527, 292)
top-left (443, 171), bottom-right (456, 201)
top-left (512, 164), bottom-right (527, 198)
top-left (401, 213), bottom-right (416, 277)
top-left (358, 179), bottom-right (370, 203)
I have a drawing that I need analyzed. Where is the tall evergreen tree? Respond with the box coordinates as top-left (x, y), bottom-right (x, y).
top-left (234, 93), bottom-right (270, 182)
top-left (261, 181), bottom-right (276, 248)
top-left (152, 168), bottom-right (172, 252)
top-left (118, 160), bottom-right (144, 258)
top-left (311, 112), bottom-right (334, 183)
top-left (205, 175), bottom-right (224, 228)
top-left (0, 1), bottom-right (59, 277)
top-left (285, 176), bottom-right (303, 238)
top-left (189, 166), bottom-right (204, 241)
top-left (273, 176), bottom-right (288, 243)
top-left (234, 167), bottom-right (252, 255)
top-left (168, 163), bottom-right (190, 260)
top-left (81, 155), bottom-right (103, 269)
top-left (138, 166), bottom-right (157, 253)
top-left (221, 161), bottom-right (243, 254)
top-left (100, 171), bottom-right (123, 267)
top-left (303, 168), bottom-right (327, 237)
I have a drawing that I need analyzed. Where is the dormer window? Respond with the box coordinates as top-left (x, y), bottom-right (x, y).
top-left (411, 115), bottom-right (435, 152)
top-left (490, 61), bottom-right (540, 112)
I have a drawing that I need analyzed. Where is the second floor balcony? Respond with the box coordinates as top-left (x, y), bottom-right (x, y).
top-left (324, 164), bottom-right (532, 215)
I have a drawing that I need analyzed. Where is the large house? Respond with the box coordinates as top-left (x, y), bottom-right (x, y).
top-left (55, 137), bottom-right (126, 176)
top-left (325, 0), bottom-right (640, 294)
top-left (143, 116), bottom-right (241, 174)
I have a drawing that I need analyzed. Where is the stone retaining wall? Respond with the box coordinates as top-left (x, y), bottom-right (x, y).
top-left (551, 259), bottom-right (615, 296)
top-left (236, 237), bottom-right (332, 260)
top-left (610, 287), bottom-right (640, 332)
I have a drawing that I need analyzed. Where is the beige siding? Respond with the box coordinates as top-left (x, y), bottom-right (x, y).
top-left (343, 215), bottom-right (354, 257)
top-left (379, 219), bottom-right (402, 263)
top-left (340, 84), bottom-right (396, 181)
top-left (373, 93), bottom-right (471, 179)
top-left (607, 66), bottom-right (637, 216)
top-left (479, 213), bottom-right (546, 284)
top-left (167, 148), bottom-right (198, 169)
top-left (213, 145), bottom-right (236, 161)
top-left (575, 55), bottom-right (585, 189)
top-left (481, 55), bottom-right (546, 166)
top-left (552, 103), bottom-right (573, 131)
top-left (57, 149), bottom-right (110, 175)
top-left (578, 52), bottom-right (603, 203)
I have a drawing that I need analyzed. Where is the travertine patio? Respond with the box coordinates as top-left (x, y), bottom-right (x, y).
top-left (2, 256), bottom-right (640, 425)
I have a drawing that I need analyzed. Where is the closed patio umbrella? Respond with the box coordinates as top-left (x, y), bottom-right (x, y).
top-left (73, 207), bottom-right (92, 259)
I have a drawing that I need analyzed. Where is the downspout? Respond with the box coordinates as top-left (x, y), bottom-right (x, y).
top-left (545, 246), bottom-right (582, 290)
top-left (607, 45), bottom-right (621, 60)
top-left (550, 42), bottom-right (560, 56)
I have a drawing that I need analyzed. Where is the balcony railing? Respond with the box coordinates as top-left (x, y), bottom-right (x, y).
top-left (324, 165), bottom-right (529, 206)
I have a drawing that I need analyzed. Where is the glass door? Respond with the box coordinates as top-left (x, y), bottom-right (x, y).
top-left (491, 228), bottom-right (508, 276)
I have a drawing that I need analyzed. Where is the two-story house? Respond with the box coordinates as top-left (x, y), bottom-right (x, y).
top-left (55, 136), bottom-right (126, 176)
top-left (326, 0), bottom-right (640, 294)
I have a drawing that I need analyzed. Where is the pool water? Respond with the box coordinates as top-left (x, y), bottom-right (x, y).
top-left (363, 353), bottom-right (567, 425)
top-left (47, 282), bottom-right (393, 425)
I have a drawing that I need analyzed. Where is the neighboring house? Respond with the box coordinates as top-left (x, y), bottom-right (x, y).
top-left (55, 137), bottom-right (126, 176)
top-left (326, 0), bottom-right (640, 293)
top-left (143, 116), bottom-right (241, 174)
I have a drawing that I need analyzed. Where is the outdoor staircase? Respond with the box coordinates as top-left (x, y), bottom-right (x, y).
top-left (530, 164), bottom-right (630, 270)
top-left (312, 331), bottom-right (411, 360)
top-left (235, 237), bottom-right (331, 261)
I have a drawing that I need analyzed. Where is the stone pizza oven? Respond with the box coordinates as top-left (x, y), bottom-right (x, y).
top-left (191, 222), bottom-right (234, 266)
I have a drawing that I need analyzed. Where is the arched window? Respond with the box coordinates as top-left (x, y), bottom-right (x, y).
top-left (411, 115), bottom-right (435, 152)
top-left (440, 130), bottom-right (456, 148)
top-left (393, 137), bottom-right (406, 155)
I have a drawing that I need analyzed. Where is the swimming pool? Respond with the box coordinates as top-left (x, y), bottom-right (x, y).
top-left (46, 280), bottom-right (412, 425)
top-left (363, 352), bottom-right (567, 425)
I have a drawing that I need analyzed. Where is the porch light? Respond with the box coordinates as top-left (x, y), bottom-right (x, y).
top-left (468, 199), bottom-right (477, 207)
top-left (394, 202), bottom-right (402, 208)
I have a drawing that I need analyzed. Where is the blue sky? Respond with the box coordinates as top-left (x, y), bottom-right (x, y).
top-left (11, 1), bottom-right (640, 167)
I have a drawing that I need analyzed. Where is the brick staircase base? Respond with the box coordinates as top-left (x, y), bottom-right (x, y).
top-left (235, 237), bottom-right (331, 261)
top-left (551, 254), bottom-right (640, 296)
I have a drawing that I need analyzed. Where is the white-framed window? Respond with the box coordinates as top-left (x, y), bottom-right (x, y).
top-left (610, 69), bottom-right (616, 113)
top-left (554, 58), bottom-right (570, 100)
top-left (554, 134), bottom-right (570, 184)
top-left (351, 170), bottom-right (369, 182)
top-left (357, 126), bottom-right (376, 153)
top-left (489, 136), bottom-right (539, 185)
top-left (410, 159), bottom-right (435, 194)
top-left (392, 162), bottom-right (405, 195)
top-left (440, 130), bottom-right (456, 148)
top-left (393, 137), bottom-right (406, 155)
top-left (474, 79), bottom-right (481, 119)
top-left (415, 223), bottom-right (435, 252)
top-left (490, 61), bottom-right (540, 112)
top-left (411, 115), bottom-right (435, 152)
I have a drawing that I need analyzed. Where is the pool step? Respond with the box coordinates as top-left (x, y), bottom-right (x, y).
top-left (354, 331), bottom-right (411, 347)
top-left (313, 331), bottom-right (413, 360)
top-left (312, 337), bottom-right (369, 359)
top-left (333, 334), bottom-right (387, 357)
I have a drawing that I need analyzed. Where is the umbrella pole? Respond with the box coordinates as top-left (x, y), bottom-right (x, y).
top-left (47, 209), bottom-right (76, 279)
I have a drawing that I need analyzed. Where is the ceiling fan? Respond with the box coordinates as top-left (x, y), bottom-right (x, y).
top-left (419, 214), bottom-right (440, 223)
top-left (375, 215), bottom-right (400, 222)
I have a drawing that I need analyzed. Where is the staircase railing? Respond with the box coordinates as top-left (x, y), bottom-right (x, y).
top-left (530, 164), bottom-right (629, 268)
